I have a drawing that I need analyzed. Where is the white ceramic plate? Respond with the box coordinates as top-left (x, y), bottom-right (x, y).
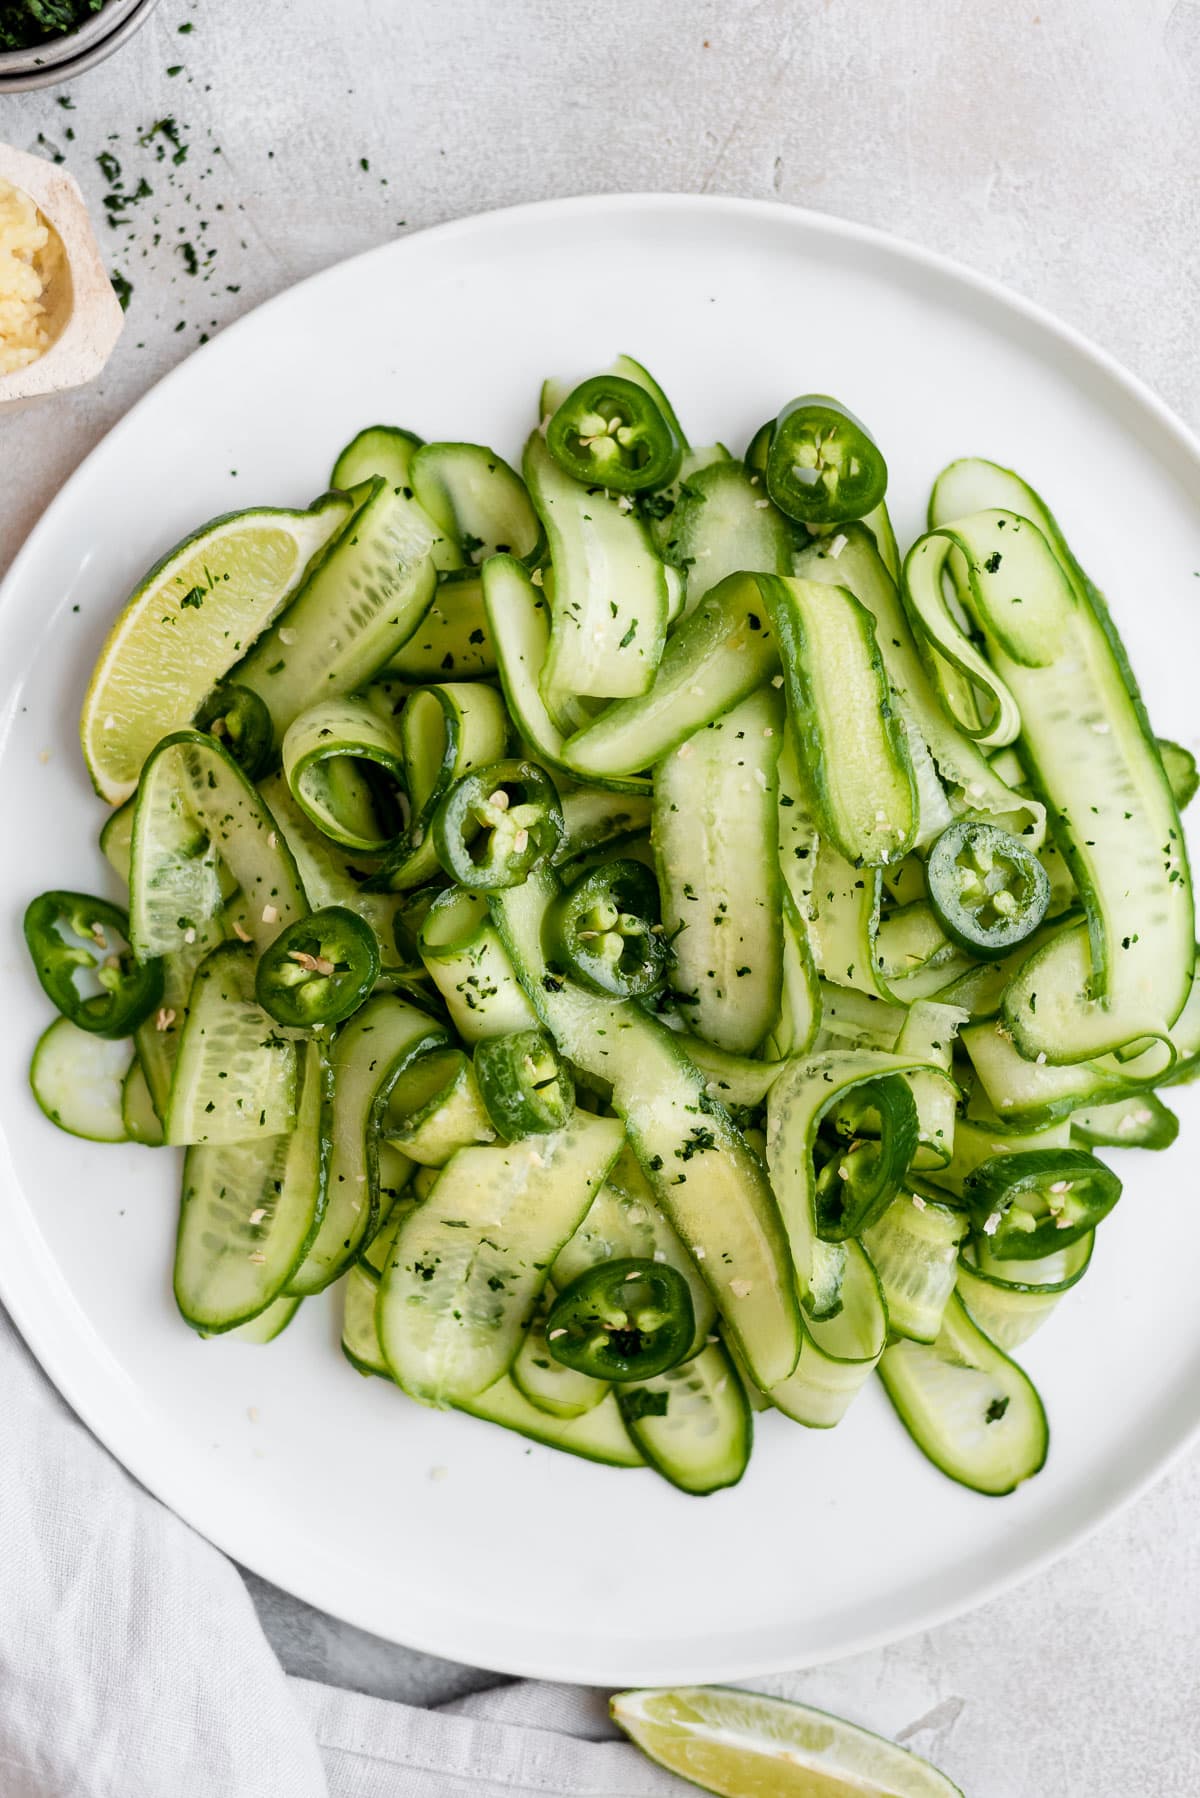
top-left (2, 195), bottom-right (1199, 1686)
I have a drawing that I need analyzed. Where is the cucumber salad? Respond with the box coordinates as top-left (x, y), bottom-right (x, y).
top-left (24, 356), bottom-right (1198, 1498)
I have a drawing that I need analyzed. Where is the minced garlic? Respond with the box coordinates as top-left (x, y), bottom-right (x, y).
top-left (0, 178), bottom-right (63, 377)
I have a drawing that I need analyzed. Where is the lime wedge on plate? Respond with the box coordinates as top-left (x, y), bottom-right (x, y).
top-left (80, 496), bottom-right (349, 804)
top-left (611, 1687), bottom-right (963, 1797)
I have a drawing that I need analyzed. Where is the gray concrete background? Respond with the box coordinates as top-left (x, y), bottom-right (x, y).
top-left (4, 2), bottom-right (1200, 1791)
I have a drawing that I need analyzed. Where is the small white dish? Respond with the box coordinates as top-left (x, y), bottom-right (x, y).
top-left (0, 195), bottom-right (1197, 1684)
top-left (0, 143), bottom-right (123, 413)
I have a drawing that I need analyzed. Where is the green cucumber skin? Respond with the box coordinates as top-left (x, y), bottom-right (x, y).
top-left (878, 1292), bottom-right (1049, 1496)
top-left (618, 1342), bottom-right (752, 1495)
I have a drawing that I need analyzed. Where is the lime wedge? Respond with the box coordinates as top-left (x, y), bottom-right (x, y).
top-left (80, 496), bottom-right (350, 804)
top-left (611, 1687), bottom-right (963, 1798)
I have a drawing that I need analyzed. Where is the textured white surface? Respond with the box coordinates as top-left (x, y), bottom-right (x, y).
top-left (2, 1), bottom-right (1199, 1792)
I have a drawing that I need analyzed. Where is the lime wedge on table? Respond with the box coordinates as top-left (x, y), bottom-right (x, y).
top-left (80, 497), bottom-right (348, 804)
top-left (611, 1687), bottom-right (962, 1798)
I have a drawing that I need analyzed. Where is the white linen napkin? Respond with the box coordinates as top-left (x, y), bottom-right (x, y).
top-left (0, 1300), bottom-right (698, 1797)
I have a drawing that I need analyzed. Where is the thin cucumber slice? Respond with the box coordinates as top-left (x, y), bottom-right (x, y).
top-left (1160, 737), bottom-right (1198, 812)
top-left (523, 431), bottom-right (670, 705)
top-left (807, 840), bottom-right (886, 1003)
top-left (358, 1190), bottom-right (412, 1277)
top-left (281, 697), bottom-right (407, 854)
top-left (1071, 1091), bottom-right (1179, 1150)
top-left (458, 1376), bottom-right (642, 1466)
top-left (166, 943), bottom-right (297, 1146)
top-left (931, 1114), bottom-right (1073, 1198)
top-left (233, 477), bottom-right (439, 745)
top-left (134, 909), bottom-right (228, 1122)
top-left (896, 998), bottom-right (966, 1170)
top-left (257, 773), bottom-right (411, 968)
top-left (330, 427), bottom-right (461, 574)
top-left (481, 555), bottom-right (650, 797)
top-left (906, 508), bottom-right (1192, 1061)
top-left (795, 524), bottom-right (1043, 844)
top-left (411, 441), bottom-right (543, 566)
top-left (551, 1143), bottom-right (717, 1358)
top-left (961, 1019), bottom-right (1130, 1129)
top-left (878, 1291), bottom-right (1048, 1494)
top-left (175, 1038), bottom-right (331, 1333)
top-left (673, 1035), bottom-right (786, 1111)
top-left (768, 1240), bottom-right (888, 1428)
top-left (647, 445), bottom-right (734, 561)
top-left (654, 687), bottom-right (784, 1054)
top-left (342, 1268), bottom-right (641, 1465)
top-left (757, 573), bottom-right (916, 867)
top-left (122, 1055), bottom-right (164, 1145)
top-left (30, 1018), bottom-right (131, 1142)
top-left (556, 786), bottom-right (653, 865)
top-left (369, 680), bottom-right (510, 892)
top-left (512, 1302), bottom-right (612, 1419)
top-left (561, 572), bottom-right (779, 781)
top-left (80, 494), bottom-right (351, 805)
top-left (130, 728), bottom-right (307, 961)
top-left (862, 497), bottom-right (901, 580)
top-left (608, 353), bottom-right (690, 451)
top-left (385, 571), bottom-right (496, 680)
top-left (331, 422), bottom-right (422, 490)
top-left (100, 800), bottom-right (135, 886)
top-left (618, 1342), bottom-right (750, 1495)
top-left (342, 1261), bottom-right (391, 1375)
top-left (862, 1187), bottom-right (969, 1344)
top-left (490, 865), bottom-right (802, 1391)
top-left (378, 1113), bottom-right (624, 1405)
top-left (228, 1292), bottom-right (303, 1343)
top-left (383, 1046), bottom-right (496, 1165)
top-left (956, 1234), bottom-right (1094, 1351)
top-left (816, 982), bottom-right (906, 1053)
top-left (287, 994), bottom-right (449, 1296)
top-left (766, 1047), bottom-right (937, 1313)
top-left (417, 887), bottom-right (539, 1041)
top-left (766, 793), bottom-right (821, 1063)
top-left (660, 460), bottom-right (792, 616)
top-left (540, 354), bottom-right (690, 454)
top-left (875, 902), bottom-right (953, 980)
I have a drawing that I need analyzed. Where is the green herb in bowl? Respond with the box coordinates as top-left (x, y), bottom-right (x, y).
top-left (0, 0), bottom-right (105, 52)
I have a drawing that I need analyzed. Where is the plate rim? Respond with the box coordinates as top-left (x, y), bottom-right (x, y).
top-left (3, 190), bottom-right (1199, 1685)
